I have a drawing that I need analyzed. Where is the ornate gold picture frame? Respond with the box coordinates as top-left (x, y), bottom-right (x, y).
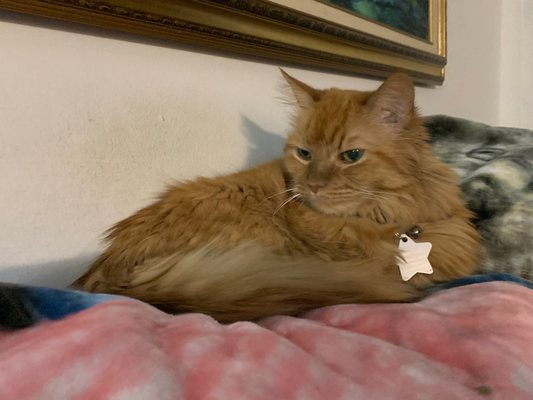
top-left (0, 0), bottom-right (446, 84)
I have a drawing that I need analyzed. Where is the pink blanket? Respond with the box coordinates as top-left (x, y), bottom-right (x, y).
top-left (1, 282), bottom-right (533, 399)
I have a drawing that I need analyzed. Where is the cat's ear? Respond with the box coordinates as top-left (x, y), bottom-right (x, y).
top-left (365, 73), bottom-right (415, 130)
top-left (280, 68), bottom-right (322, 109)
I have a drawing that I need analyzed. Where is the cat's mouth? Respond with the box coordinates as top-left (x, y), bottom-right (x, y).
top-left (300, 189), bottom-right (390, 220)
top-left (289, 187), bottom-right (332, 213)
top-left (291, 183), bottom-right (382, 217)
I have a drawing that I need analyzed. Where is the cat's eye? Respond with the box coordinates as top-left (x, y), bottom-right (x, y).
top-left (296, 148), bottom-right (312, 161)
top-left (339, 149), bottom-right (365, 164)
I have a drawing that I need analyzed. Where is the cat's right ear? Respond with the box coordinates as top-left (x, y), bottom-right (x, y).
top-left (280, 68), bottom-right (321, 109)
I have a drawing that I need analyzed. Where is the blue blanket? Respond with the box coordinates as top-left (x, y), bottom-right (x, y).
top-left (2, 273), bottom-right (532, 330)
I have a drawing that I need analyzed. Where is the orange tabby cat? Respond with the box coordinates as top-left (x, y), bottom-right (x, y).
top-left (74, 70), bottom-right (480, 322)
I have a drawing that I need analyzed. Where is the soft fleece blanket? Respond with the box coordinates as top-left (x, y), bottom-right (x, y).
top-left (1, 276), bottom-right (533, 399)
top-left (426, 116), bottom-right (533, 278)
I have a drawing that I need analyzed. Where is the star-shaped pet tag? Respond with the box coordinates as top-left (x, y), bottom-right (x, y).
top-left (397, 234), bottom-right (433, 281)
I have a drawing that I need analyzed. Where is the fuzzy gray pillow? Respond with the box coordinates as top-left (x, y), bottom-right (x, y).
top-left (425, 115), bottom-right (533, 279)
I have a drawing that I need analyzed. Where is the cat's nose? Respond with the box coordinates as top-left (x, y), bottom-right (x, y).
top-left (308, 183), bottom-right (326, 194)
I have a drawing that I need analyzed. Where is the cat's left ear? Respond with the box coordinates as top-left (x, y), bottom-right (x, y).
top-left (365, 73), bottom-right (415, 131)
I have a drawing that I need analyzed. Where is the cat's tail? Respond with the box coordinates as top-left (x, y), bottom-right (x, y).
top-left (77, 244), bottom-right (421, 322)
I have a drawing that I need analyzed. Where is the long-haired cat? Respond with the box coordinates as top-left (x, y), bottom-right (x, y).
top-left (74, 70), bottom-right (480, 322)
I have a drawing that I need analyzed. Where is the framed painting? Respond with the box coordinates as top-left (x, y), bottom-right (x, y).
top-left (319, 0), bottom-right (431, 40)
top-left (0, 0), bottom-right (446, 84)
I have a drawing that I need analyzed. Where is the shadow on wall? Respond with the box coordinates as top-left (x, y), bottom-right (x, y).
top-left (0, 254), bottom-right (95, 289)
top-left (241, 116), bottom-right (285, 167)
top-left (0, 118), bottom-right (285, 289)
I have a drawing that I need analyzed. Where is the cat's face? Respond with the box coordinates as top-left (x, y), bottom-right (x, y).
top-left (281, 71), bottom-right (424, 219)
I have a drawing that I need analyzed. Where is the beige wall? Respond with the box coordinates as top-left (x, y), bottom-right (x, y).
top-left (0, 1), bottom-right (512, 286)
top-left (499, 0), bottom-right (533, 129)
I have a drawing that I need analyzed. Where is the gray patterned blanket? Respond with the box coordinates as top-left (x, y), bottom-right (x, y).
top-left (426, 116), bottom-right (533, 279)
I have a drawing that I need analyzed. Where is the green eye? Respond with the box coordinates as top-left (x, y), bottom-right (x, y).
top-left (296, 148), bottom-right (312, 161)
top-left (340, 149), bottom-right (365, 164)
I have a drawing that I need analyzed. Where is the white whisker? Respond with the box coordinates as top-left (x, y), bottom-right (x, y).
top-left (355, 187), bottom-right (388, 196)
top-left (354, 191), bottom-right (388, 202)
top-left (272, 193), bottom-right (301, 216)
top-left (262, 188), bottom-right (296, 202)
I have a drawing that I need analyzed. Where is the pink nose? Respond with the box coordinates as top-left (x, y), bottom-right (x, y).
top-left (308, 183), bottom-right (326, 194)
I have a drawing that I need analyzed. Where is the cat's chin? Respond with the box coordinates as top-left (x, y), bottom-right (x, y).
top-left (304, 197), bottom-right (358, 217)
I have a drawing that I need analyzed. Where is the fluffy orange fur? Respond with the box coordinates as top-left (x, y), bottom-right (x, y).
top-left (74, 71), bottom-right (480, 322)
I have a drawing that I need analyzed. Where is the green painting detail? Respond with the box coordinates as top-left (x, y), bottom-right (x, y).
top-left (324, 0), bottom-right (429, 39)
